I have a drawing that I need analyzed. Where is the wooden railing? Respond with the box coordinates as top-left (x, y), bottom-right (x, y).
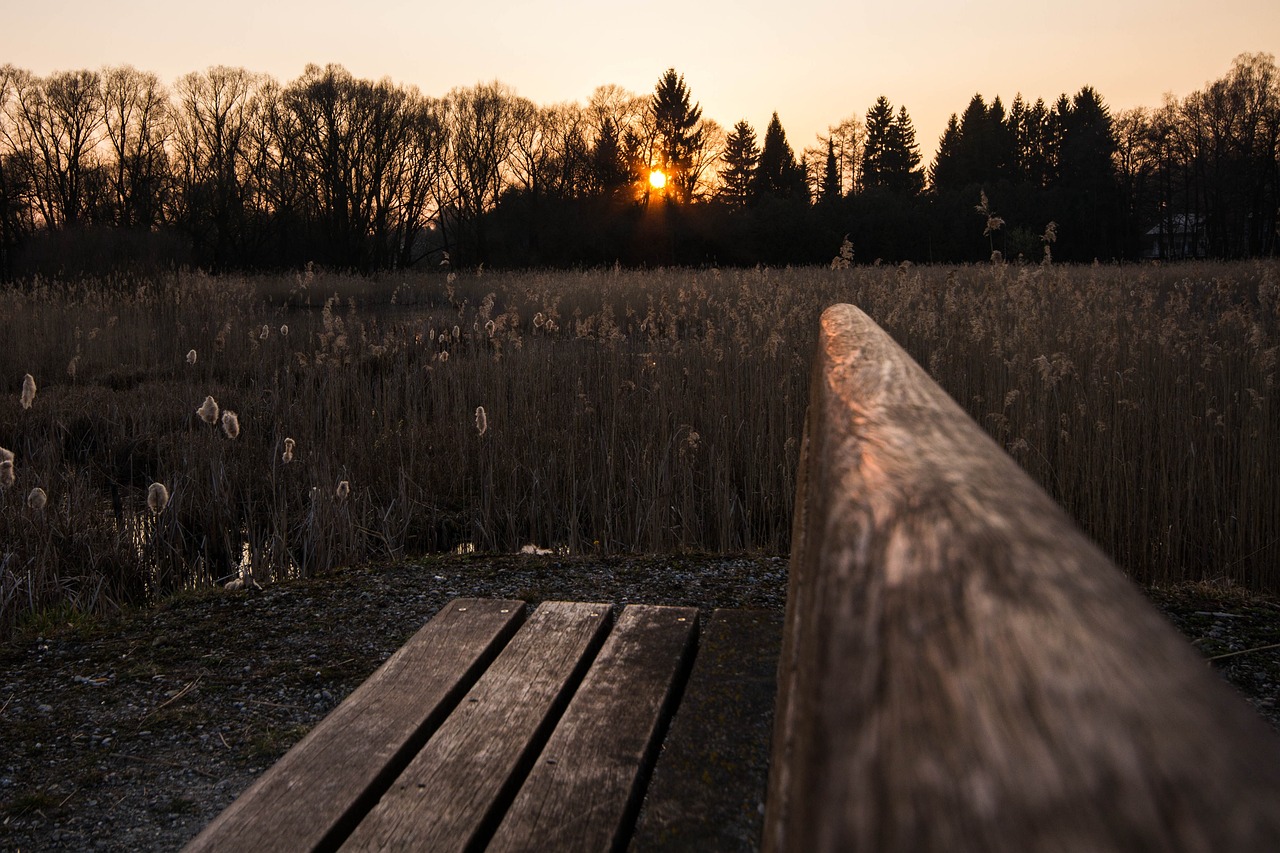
top-left (764, 304), bottom-right (1280, 852)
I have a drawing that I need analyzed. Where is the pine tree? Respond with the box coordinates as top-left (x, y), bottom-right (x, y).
top-left (861, 96), bottom-right (896, 191)
top-left (820, 138), bottom-right (841, 202)
top-left (930, 113), bottom-right (962, 190)
top-left (718, 119), bottom-right (759, 206)
top-left (651, 69), bottom-right (703, 202)
top-left (753, 112), bottom-right (807, 200)
top-left (886, 105), bottom-right (925, 195)
top-left (590, 117), bottom-right (629, 198)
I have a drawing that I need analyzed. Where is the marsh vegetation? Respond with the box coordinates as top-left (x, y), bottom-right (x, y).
top-left (1, 260), bottom-right (1277, 635)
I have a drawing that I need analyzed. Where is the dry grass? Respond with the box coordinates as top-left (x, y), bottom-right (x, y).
top-left (0, 260), bottom-right (1276, 634)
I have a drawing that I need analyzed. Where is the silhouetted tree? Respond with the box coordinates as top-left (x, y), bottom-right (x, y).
top-left (718, 119), bottom-right (759, 207)
top-left (820, 138), bottom-right (841, 202)
top-left (1056, 86), bottom-right (1120, 258)
top-left (171, 66), bottom-right (261, 269)
top-left (590, 116), bottom-right (629, 198)
top-left (441, 81), bottom-right (521, 264)
top-left (753, 112), bottom-right (807, 200)
top-left (100, 66), bottom-right (170, 228)
top-left (651, 69), bottom-right (703, 202)
top-left (861, 98), bottom-right (922, 194)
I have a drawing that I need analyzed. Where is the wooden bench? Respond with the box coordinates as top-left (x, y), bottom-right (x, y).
top-left (191, 303), bottom-right (1280, 852)
top-left (185, 600), bottom-right (782, 852)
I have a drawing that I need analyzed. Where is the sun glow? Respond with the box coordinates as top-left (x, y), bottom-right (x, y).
top-left (648, 170), bottom-right (667, 190)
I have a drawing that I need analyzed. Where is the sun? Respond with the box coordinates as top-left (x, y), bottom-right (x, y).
top-left (649, 170), bottom-right (667, 190)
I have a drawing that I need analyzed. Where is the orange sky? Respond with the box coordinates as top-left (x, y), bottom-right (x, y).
top-left (6, 1), bottom-right (1278, 164)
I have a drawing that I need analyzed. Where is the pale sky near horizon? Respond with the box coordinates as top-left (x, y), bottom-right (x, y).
top-left (5, 1), bottom-right (1278, 164)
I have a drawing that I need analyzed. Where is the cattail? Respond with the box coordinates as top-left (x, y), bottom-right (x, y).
top-left (336, 480), bottom-right (350, 500)
top-left (438, 350), bottom-right (449, 363)
top-left (27, 487), bottom-right (47, 511)
top-left (0, 445), bottom-right (12, 464)
top-left (20, 374), bottom-right (36, 409)
top-left (197, 395), bottom-right (219, 425)
top-left (147, 482), bottom-right (170, 514)
top-left (485, 319), bottom-right (496, 337)
top-left (0, 459), bottom-right (14, 489)
top-left (186, 349), bottom-right (198, 365)
top-left (281, 437), bottom-right (295, 464)
top-left (475, 406), bottom-right (488, 437)
top-left (260, 324), bottom-right (270, 340)
top-left (452, 325), bottom-right (460, 341)
top-left (280, 325), bottom-right (289, 337)
top-left (534, 312), bottom-right (546, 329)
top-left (221, 410), bottom-right (240, 440)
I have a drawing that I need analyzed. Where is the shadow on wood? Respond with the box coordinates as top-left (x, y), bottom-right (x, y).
top-left (765, 303), bottom-right (1280, 852)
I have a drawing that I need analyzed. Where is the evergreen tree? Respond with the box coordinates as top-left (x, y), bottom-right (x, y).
top-left (930, 114), bottom-right (962, 190)
top-left (718, 119), bottom-right (759, 206)
top-left (861, 96), bottom-right (896, 190)
top-left (589, 117), bottom-right (628, 197)
top-left (886, 105), bottom-right (925, 195)
top-left (650, 68), bottom-right (703, 202)
top-left (1057, 86), bottom-right (1121, 258)
top-left (753, 112), bottom-right (807, 200)
top-left (820, 138), bottom-right (841, 202)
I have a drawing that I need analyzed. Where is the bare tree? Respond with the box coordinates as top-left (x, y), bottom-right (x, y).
top-left (4, 68), bottom-right (104, 229)
top-left (441, 81), bottom-right (521, 264)
top-left (171, 66), bottom-right (262, 268)
top-left (99, 65), bottom-right (170, 227)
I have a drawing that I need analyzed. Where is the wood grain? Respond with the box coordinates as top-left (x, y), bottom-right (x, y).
top-left (631, 608), bottom-right (783, 852)
top-left (340, 600), bottom-right (612, 852)
top-left (486, 604), bottom-right (698, 853)
top-left (765, 303), bottom-right (1280, 852)
top-left (184, 598), bottom-right (526, 853)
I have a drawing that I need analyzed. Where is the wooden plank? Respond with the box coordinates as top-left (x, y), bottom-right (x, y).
top-left (340, 600), bottom-right (612, 852)
top-left (184, 598), bottom-right (526, 853)
top-left (485, 604), bottom-right (698, 853)
top-left (630, 608), bottom-right (783, 852)
top-left (765, 303), bottom-right (1280, 852)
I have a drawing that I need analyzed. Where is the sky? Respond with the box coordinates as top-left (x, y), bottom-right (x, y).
top-left (5, 0), bottom-right (1279, 164)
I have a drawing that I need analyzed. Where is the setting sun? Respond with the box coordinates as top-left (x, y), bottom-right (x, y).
top-left (649, 170), bottom-right (667, 190)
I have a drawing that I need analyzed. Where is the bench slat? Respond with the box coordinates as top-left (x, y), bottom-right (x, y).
top-left (486, 604), bottom-right (698, 853)
top-left (630, 608), bottom-right (783, 852)
top-left (184, 597), bottom-right (526, 853)
top-left (341, 600), bottom-right (613, 852)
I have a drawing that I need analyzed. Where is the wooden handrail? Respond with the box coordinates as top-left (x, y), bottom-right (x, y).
top-left (765, 304), bottom-right (1280, 852)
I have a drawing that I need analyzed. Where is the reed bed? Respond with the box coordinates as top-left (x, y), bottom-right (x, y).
top-left (0, 260), bottom-right (1276, 635)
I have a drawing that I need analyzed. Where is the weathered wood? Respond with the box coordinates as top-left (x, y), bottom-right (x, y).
top-left (765, 303), bottom-right (1280, 852)
top-left (486, 605), bottom-right (698, 853)
top-left (340, 600), bottom-right (612, 852)
top-left (631, 608), bottom-right (783, 852)
top-left (184, 598), bottom-right (526, 853)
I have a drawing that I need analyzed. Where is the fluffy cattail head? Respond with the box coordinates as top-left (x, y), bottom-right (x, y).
top-left (0, 445), bottom-right (12, 464)
top-left (282, 437), bottom-right (295, 464)
top-left (197, 395), bottom-right (219, 425)
top-left (186, 349), bottom-right (198, 365)
top-left (27, 487), bottom-right (47, 511)
top-left (280, 325), bottom-right (289, 337)
top-left (221, 410), bottom-right (240, 440)
top-left (0, 459), bottom-right (14, 489)
top-left (20, 374), bottom-right (36, 410)
top-left (335, 480), bottom-right (350, 500)
top-left (147, 482), bottom-right (170, 514)
top-left (260, 324), bottom-right (270, 340)
top-left (475, 406), bottom-right (488, 437)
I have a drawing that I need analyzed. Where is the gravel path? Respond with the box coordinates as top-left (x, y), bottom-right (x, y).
top-left (1, 554), bottom-right (1276, 852)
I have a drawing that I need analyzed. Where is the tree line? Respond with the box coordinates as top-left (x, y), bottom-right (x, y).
top-left (0, 54), bottom-right (1276, 277)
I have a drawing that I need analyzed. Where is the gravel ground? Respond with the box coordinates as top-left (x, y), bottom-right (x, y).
top-left (1, 553), bottom-right (1277, 852)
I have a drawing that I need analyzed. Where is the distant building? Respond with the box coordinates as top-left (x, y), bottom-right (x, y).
top-left (1142, 214), bottom-right (1207, 259)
